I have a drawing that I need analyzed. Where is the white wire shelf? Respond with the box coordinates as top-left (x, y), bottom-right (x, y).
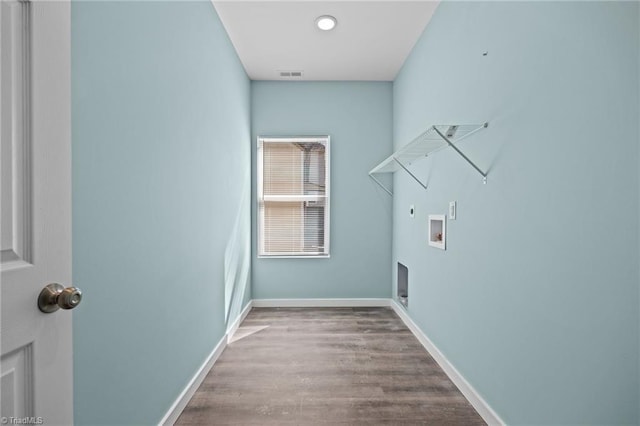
top-left (369, 123), bottom-right (489, 195)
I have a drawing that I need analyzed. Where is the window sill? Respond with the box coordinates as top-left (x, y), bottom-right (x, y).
top-left (257, 255), bottom-right (331, 259)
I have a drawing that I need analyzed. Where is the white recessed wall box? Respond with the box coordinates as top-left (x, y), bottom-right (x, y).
top-left (428, 214), bottom-right (446, 250)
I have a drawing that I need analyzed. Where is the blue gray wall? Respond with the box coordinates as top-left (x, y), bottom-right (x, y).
top-left (392, 2), bottom-right (639, 424)
top-left (72, 2), bottom-right (251, 424)
top-left (251, 82), bottom-right (393, 299)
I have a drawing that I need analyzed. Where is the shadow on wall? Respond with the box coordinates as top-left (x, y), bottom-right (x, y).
top-left (225, 173), bottom-right (251, 331)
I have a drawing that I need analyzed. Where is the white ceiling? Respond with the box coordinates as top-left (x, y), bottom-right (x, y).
top-left (212, 1), bottom-right (440, 81)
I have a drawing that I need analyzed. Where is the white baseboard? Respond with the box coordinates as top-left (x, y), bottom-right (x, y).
top-left (390, 299), bottom-right (504, 426)
top-left (158, 334), bottom-right (227, 426)
top-left (227, 300), bottom-right (253, 340)
top-left (159, 300), bottom-right (254, 425)
top-left (252, 298), bottom-right (391, 308)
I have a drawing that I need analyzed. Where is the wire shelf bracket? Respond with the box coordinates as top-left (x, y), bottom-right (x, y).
top-left (369, 122), bottom-right (489, 196)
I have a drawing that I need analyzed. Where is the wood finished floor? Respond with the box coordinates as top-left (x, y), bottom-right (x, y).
top-left (176, 307), bottom-right (485, 425)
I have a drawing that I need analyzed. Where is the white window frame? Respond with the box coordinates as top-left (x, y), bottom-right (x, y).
top-left (257, 136), bottom-right (330, 258)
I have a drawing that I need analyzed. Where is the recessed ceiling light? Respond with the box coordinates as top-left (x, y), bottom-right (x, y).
top-left (316, 15), bottom-right (337, 31)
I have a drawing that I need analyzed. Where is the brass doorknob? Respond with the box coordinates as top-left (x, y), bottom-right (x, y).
top-left (38, 283), bottom-right (82, 313)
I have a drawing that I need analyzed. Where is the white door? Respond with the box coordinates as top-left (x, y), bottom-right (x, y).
top-left (1, 1), bottom-right (74, 425)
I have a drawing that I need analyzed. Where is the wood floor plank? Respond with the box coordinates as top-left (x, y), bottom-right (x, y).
top-left (176, 307), bottom-right (485, 425)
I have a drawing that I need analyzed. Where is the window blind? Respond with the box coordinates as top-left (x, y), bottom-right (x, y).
top-left (257, 137), bottom-right (330, 257)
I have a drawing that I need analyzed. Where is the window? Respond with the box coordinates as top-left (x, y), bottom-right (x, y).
top-left (257, 136), bottom-right (330, 257)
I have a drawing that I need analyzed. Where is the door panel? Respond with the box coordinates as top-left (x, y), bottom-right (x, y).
top-left (0, 345), bottom-right (33, 418)
top-left (1, 1), bottom-right (73, 424)
top-left (0, 0), bottom-right (31, 268)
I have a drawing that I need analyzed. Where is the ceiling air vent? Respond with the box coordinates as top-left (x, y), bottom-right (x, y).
top-left (278, 70), bottom-right (304, 79)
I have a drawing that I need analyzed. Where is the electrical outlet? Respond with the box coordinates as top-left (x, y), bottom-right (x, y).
top-left (449, 201), bottom-right (456, 220)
